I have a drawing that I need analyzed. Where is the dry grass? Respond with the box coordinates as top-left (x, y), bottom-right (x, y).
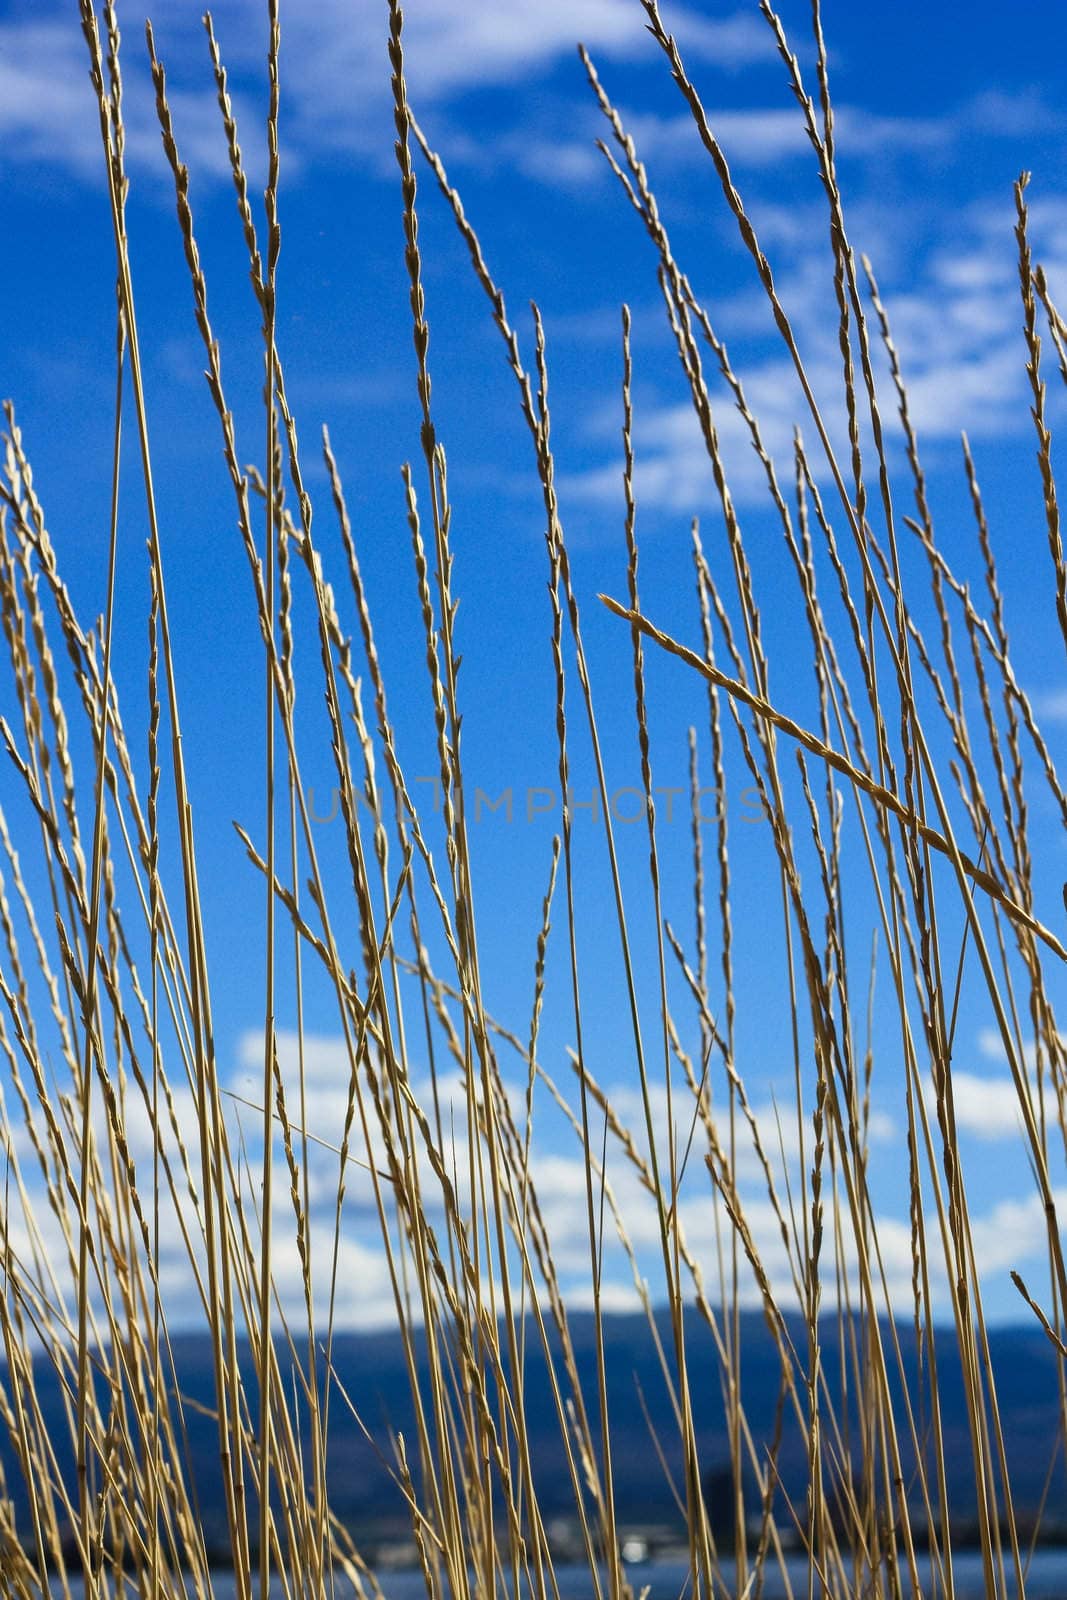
top-left (0, 1), bottom-right (1065, 1597)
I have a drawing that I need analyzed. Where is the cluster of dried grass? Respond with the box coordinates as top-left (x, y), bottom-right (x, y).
top-left (1, 1), bottom-right (1066, 1597)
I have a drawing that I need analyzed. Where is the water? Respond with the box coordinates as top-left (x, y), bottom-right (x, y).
top-left (49, 1553), bottom-right (1067, 1599)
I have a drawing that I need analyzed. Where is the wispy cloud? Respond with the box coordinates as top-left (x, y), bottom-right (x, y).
top-left (0, 1), bottom-right (770, 187)
top-left (0, 15), bottom-right (262, 186)
top-left (600, 100), bottom-right (953, 173)
top-left (922, 1071), bottom-right (1026, 1141)
top-left (502, 84), bottom-right (1067, 194)
top-left (2, 1013), bottom-right (1049, 1331)
top-left (559, 186), bottom-right (1067, 517)
top-left (7, 1), bottom-right (1066, 239)
top-left (969, 1188), bottom-right (1067, 1277)
top-left (483, 100), bottom-right (958, 193)
top-left (925, 1027), bottom-right (1067, 1141)
top-left (977, 1025), bottom-right (1067, 1073)
top-left (0, 20), bottom-right (103, 179)
top-left (1032, 688), bottom-right (1067, 724)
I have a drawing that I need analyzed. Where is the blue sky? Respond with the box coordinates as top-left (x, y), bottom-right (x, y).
top-left (2, 0), bottom-right (1067, 1328)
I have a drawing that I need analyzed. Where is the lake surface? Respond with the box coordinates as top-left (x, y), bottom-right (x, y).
top-left (49, 1552), bottom-right (1067, 1599)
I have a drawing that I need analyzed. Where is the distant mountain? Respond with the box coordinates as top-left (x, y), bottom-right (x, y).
top-left (3, 1311), bottom-right (1064, 1559)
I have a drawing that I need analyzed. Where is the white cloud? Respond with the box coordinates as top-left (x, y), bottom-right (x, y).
top-left (0, 2), bottom-right (769, 186)
top-left (506, 99), bottom-right (960, 195)
top-left (0, 1007), bottom-right (1057, 1335)
top-left (0, 20), bottom-right (104, 179)
top-left (559, 349), bottom-right (844, 513)
top-left (559, 181), bottom-right (1067, 517)
top-left (379, 0), bottom-right (770, 100)
top-left (612, 105), bottom-right (809, 169)
top-left (977, 1025), bottom-right (1067, 1074)
top-left (969, 1188), bottom-right (1067, 1276)
top-left (965, 88), bottom-right (1065, 140)
top-left (918, 1025), bottom-right (1067, 1142)
top-left (1033, 688), bottom-right (1067, 724)
top-left (0, 15), bottom-right (262, 186)
top-left (531, 84), bottom-right (1061, 197)
top-left (605, 101), bottom-right (953, 175)
top-left (922, 1069), bottom-right (1026, 1141)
